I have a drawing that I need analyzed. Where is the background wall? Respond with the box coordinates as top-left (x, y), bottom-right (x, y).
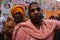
top-left (0, 0), bottom-right (60, 19)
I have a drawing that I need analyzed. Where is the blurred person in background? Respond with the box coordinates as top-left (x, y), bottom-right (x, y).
top-left (49, 13), bottom-right (55, 19)
top-left (4, 5), bottom-right (28, 40)
top-left (0, 10), bottom-right (6, 40)
top-left (49, 13), bottom-right (57, 20)
top-left (49, 16), bottom-right (57, 20)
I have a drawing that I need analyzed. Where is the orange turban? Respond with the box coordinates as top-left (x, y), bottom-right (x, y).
top-left (11, 5), bottom-right (25, 17)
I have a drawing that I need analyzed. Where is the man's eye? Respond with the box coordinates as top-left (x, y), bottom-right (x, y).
top-left (30, 9), bottom-right (35, 12)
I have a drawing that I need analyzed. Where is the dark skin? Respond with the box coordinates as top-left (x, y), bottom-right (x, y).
top-left (13, 12), bottom-right (23, 24)
top-left (29, 4), bottom-right (43, 29)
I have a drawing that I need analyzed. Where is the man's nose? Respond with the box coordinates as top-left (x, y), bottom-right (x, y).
top-left (35, 10), bottom-right (38, 13)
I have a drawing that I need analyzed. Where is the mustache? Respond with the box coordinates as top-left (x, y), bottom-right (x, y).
top-left (34, 14), bottom-right (42, 17)
top-left (33, 14), bottom-right (43, 19)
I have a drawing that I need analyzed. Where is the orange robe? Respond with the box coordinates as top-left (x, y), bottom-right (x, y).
top-left (12, 19), bottom-right (60, 40)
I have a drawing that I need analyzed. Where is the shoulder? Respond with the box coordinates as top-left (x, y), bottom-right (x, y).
top-left (43, 19), bottom-right (58, 25)
top-left (43, 19), bottom-right (57, 23)
top-left (42, 19), bottom-right (59, 31)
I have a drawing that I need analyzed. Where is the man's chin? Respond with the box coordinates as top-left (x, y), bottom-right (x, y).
top-left (34, 16), bottom-right (42, 20)
top-left (33, 19), bottom-right (42, 22)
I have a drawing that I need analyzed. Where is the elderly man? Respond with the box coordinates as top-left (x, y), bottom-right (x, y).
top-left (4, 5), bottom-right (27, 40)
top-left (12, 2), bottom-right (60, 40)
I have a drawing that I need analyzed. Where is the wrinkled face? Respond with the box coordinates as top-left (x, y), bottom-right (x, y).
top-left (29, 4), bottom-right (43, 22)
top-left (13, 12), bottom-right (23, 23)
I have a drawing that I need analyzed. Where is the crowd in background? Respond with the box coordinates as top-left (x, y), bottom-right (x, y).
top-left (0, 0), bottom-right (60, 40)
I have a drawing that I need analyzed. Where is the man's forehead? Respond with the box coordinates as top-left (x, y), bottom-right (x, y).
top-left (30, 4), bottom-right (40, 9)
